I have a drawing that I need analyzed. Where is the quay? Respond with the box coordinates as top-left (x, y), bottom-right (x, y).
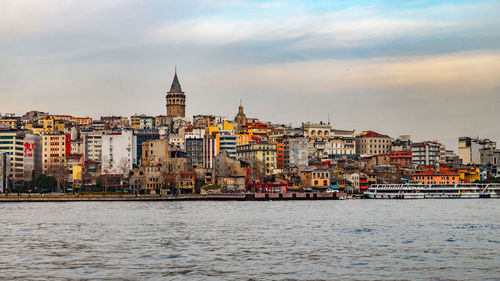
top-left (0, 192), bottom-right (347, 202)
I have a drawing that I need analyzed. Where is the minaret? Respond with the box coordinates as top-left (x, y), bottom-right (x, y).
top-left (166, 67), bottom-right (186, 118)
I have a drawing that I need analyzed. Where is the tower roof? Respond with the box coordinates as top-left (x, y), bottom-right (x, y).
top-left (169, 71), bottom-right (183, 93)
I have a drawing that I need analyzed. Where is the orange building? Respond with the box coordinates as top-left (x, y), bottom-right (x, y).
top-left (276, 139), bottom-right (284, 169)
top-left (236, 133), bottom-right (251, 146)
top-left (302, 168), bottom-right (330, 189)
top-left (412, 168), bottom-right (459, 185)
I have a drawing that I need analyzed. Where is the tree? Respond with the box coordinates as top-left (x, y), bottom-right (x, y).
top-left (117, 157), bottom-right (131, 178)
top-left (81, 164), bottom-right (98, 193)
top-left (33, 174), bottom-right (58, 193)
top-left (161, 166), bottom-right (177, 195)
top-left (100, 156), bottom-right (114, 194)
top-left (47, 163), bottom-right (69, 193)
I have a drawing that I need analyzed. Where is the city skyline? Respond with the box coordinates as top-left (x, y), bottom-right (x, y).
top-left (1, 0), bottom-right (499, 150)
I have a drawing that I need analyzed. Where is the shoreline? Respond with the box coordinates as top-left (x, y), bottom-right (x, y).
top-left (0, 192), bottom-right (348, 202)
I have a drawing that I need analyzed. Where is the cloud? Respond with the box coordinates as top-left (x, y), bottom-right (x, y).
top-left (0, 0), bottom-right (500, 151)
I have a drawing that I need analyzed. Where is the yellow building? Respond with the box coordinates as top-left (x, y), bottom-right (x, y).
top-left (0, 118), bottom-right (19, 129)
top-left (130, 114), bottom-right (155, 129)
top-left (72, 165), bottom-right (82, 186)
top-left (52, 115), bottom-right (73, 122)
top-left (218, 120), bottom-right (234, 131)
top-left (236, 142), bottom-right (277, 175)
top-left (71, 117), bottom-right (92, 126)
top-left (458, 167), bottom-right (480, 183)
top-left (206, 126), bottom-right (220, 136)
top-left (41, 134), bottom-right (68, 172)
top-left (240, 122), bottom-right (273, 137)
top-left (38, 117), bottom-right (65, 132)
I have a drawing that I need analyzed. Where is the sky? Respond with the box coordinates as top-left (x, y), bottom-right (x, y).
top-left (1, 0), bottom-right (499, 151)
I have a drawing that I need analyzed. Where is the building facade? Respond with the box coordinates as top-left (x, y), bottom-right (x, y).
top-left (459, 137), bottom-right (496, 165)
top-left (185, 137), bottom-right (203, 169)
top-left (411, 141), bottom-right (440, 166)
top-left (237, 142), bottom-right (277, 176)
top-left (218, 131), bottom-right (237, 159)
top-left (130, 115), bottom-right (155, 130)
top-left (101, 131), bottom-right (137, 175)
top-left (355, 131), bottom-right (393, 156)
top-left (41, 133), bottom-right (70, 173)
top-left (413, 169), bottom-right (459, 184)
top-left (83, 133), bottom-right (102, 163)
top-left (284, 136), bottom-right (309, 168)
top-left (23, 134), bottom-right (42, 182)
top-left (0, 130), bottom-right (25, 182)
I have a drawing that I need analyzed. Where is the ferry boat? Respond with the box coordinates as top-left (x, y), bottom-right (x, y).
top-left (364, 183), bottom-right (500, 199)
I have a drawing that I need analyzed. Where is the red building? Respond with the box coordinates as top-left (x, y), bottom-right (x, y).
top-left (389, 151), bottom-right (412, 167)
top-left (359, 175), bottom-right (369, 191)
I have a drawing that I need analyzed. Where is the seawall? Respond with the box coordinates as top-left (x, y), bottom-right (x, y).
top-left (0, 192), bottom-right (347, 202)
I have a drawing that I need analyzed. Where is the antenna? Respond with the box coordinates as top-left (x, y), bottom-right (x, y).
top-left (328, 113), bottom-right (330, 125)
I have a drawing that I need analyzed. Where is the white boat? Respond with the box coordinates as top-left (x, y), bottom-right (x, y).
top-left (364, 183), bottom-right (500, 199)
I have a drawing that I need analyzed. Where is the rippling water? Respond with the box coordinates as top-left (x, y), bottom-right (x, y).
top-left (0, 200), bottom-right (499, 280)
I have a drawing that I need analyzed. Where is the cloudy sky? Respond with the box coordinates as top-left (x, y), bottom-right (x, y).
top-left (1, 0), bottom-right (499, 150)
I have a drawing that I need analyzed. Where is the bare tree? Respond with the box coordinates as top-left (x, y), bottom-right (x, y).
top-left (101, 155), bottom-right (113, 175)
top-left (47, 162), bottom-right (69, 194)
top-left (81, 165), bottom-right (90, 193)
top-left (250, 159), bottom-right (264, 183)
top-left (100, 156), bottom-right (114, 195)
top-left (117, 157), bottom-right (130, 178)
top-left (161, 166), bottom-right (177, 195)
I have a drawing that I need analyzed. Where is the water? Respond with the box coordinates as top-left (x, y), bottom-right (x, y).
top-left (0, 200), bottom-right (499, 280)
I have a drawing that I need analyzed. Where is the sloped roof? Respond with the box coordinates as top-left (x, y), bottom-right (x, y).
top-left (414, 169), bottom-right (458, 176)
top-left (169, 73), bottom-right (183, 93)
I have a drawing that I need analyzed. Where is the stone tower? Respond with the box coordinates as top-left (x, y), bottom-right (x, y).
top-left (166, 68), bottom-right (186, 118)
top-left (234, 100), bottom-right (247, 130)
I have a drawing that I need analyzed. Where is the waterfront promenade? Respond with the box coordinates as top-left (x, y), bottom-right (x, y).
top-left (0, 192), bottom-right (347, 202)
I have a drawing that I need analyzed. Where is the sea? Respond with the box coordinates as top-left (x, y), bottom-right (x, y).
top-left (0, 200), bottom-right (499, 280)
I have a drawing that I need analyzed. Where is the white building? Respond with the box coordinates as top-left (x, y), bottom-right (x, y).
top-left (203, 137), bottom-right (218, 169)
top-left (83, 133), bottom-right (103, 162)
top-left (101, 131), bottom-right (137, 175)
top-left (325, 129), bottom-right (356, 156)
top-left (459, 137), bottom-right (496, 165)
top-left (219, 131), bottom-right (237, 159)
top-left (168, 134), bottom-right (185, 149)
top-left (345, 172), bottom-right (367, 190)
top-left (411, 141), bottom-right (441, 166)
top-left (355, 131), bottom-right (393, 156)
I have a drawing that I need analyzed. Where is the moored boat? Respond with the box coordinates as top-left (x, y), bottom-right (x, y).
top-left (364, 183), bottom-right (500, 199)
